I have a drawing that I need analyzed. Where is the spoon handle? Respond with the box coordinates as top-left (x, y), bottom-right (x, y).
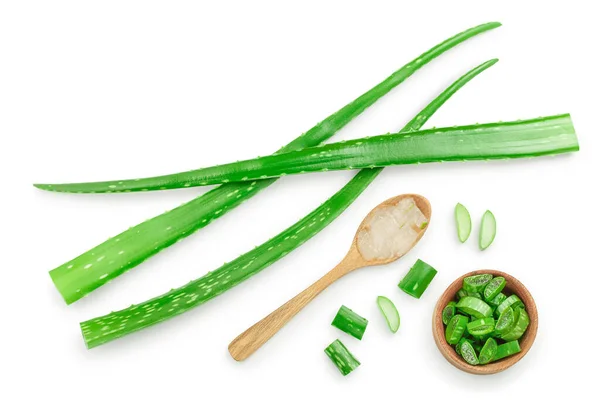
top-left (228, 256), bottom-right (357, 361)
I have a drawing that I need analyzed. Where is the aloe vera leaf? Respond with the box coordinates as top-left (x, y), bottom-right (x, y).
top-left (479, 210), bottom-right (497, 250)
top-left (40, 23), bottom-right (501, 305)
top-left (79, 60), bottom-right (496, 348)
top-left (37, 22), bottom-right (501, 197)
top-left (45, 113), bottom-right (578, 192)
top-left (455, 203), bottom-right (472, 242)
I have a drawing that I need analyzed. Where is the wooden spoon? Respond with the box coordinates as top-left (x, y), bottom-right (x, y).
top-left (228, 194), bottom-right (431, 361)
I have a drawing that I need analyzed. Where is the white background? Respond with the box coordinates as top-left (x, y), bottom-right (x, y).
top-left (2, 1), bottom-right (599, 398)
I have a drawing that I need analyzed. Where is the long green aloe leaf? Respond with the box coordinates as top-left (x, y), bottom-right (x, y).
top-left (48, 114), bottom-right (578, 191)
top-left (40, 22), bottom-right (501, 304)
top-left (80, 59), bottom-right (496, 348)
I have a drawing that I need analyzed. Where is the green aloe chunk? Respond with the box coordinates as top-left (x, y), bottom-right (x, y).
top-left (39, 22), bottom-right (502, 305)
top-left (456, 288), bottom-right (469, 300)
top-left (495, 294), bottom-right (524, 317)
top-left (494, 306), bottom-right (515, 336)
top-left (79, 56), bottom-right (499, 348)
top-left (445, 314), bottom-right (469, 344)
top-left (456, 296), bottom-right (493, 319)
top-left (478, 337), bottom-right (498, 365)
top-left (467, 317), bottom-right (495, 336)
top-left (484, 277), bottom-right (506, 302)
top-left (488, 292), bottom-right (507, 308)
top-left (324, 339), bottom-right (360, 376)
top-left (467, 291), bottom-right (483, 300)
top-left (460, 340), bottom-right (480, 365)
top-left (442, 301), bottom-right (456, 325)
top-left (456, 337), bottom-right (474, 357)
top-left (331, 305), bottom-right (368, 340)
top-left (493, 340), bottom-right (521, 361)
top-left (463, 274), bottom-right (493, 293)
top-left (398, 259), bottom-right (437, 299)
top-left (501, 308), bottom-right (530, 341)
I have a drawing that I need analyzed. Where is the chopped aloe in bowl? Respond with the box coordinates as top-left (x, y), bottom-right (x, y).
top-left (434, 268), bottom-right (538, 377)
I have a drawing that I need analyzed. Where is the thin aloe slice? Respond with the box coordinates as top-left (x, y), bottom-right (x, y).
top-left (79, 60), bottom-right (497, 348)
top-left (324, 339), bottom-right (360, 376)
top-left (39, 23), bottom-right (501, 305)
top-left (376, 296), bottom-right (400, 333)
top-left (455, 203), bottom-right (472, 243)
top-left (38, 114), bottom-right (579, 192)
top-left (479, 210), bottom-right (496, 250)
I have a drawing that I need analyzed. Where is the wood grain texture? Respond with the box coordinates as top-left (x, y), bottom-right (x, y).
top-left (432, 269), bottom-right (538, 375)
top-left (228, 250), bottom-right (360, 361)
top-left (228, 194), bottom-right (431, 361)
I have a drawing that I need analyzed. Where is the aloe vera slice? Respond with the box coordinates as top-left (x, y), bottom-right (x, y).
top-left (324, 339), bottom-right (360, 376)
top-left (38, 115), bottom-right (579, 192)
top-left (442, 301), bottom-right (456, 325)
top-left (445, 314), bottom-right (469, 344)
top-left (495, 294), bottom-right (524, 317)
top-left (500, 308), bottom-right (530, 341)
top-left (466, 291), bottom-right (483, 300)
top-left (467, 317), bottom-right (495, 336)
top-left (483, 276), bottom-right (506, 302)
top-left (39, 22), bottom-right (502, 305)
top-left (493, 340), bottom-right (521, 361)
top-left (331, 306), bottom-right (368, 340)
top-left (494, 306), bottom-right (515, 336)
top-left (459, 340), bottom-right (480, 365)
top-left (478, 337), bottom-right (498, 365)
top-left (455, 203), bottom-right (472, 242)
top-left (479, 210), bottom-right (497, 250)
top-left (488, 292), bottom-right (507, 309)
top-left (456, 296), bottom-right (493, 318)
top-left (376, 296), bottom-right (400, 333)
top-left (456, 288), bottom-right (468, 300)
top-left (79, 60), bottom-right (498, 348)
top-left (463, 273), bottom-right (493, 293)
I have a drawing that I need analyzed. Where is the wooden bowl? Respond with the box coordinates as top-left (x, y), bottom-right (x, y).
top-left (432, 269), bottom-right (538, 374)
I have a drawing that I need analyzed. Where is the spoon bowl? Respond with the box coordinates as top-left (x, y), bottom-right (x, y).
top-left (352, 194), bottom-right (431, 267)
